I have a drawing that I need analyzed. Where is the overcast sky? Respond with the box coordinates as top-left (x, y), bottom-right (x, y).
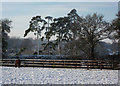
top-left (2, 2), bottom-right (118, 39)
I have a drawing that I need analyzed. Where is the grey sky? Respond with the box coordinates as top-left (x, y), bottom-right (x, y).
top-left (2, 2), bottom-right (118, 39)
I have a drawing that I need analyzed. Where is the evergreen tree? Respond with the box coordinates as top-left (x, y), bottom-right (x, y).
top-left (1, 19), bottom-right (12, 58)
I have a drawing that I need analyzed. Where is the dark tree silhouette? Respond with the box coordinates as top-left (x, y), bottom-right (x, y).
top-left (111, 11), bottom-right (120, 40)
top-left (45, 16), bottom-right (53, 55)
top-left (1, 19), bottom-right (12, 58)
top-left (50, 17), bottom-right (71, 55)
top-left (24, 16), bottom-right (47, 55)
top-left (111, 11), bottom-right (120, 54)
top-left (79, 13), bottom-right (110, 59)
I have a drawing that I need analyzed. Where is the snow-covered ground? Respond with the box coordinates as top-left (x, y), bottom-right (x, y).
top-left (0, 67), bottom-right (119, 84)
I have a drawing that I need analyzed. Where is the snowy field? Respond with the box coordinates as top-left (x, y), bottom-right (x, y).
top-left (0, 67), bottom-right (119, 84)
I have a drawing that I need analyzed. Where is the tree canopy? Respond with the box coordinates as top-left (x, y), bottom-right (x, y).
top-left (23, 9), bottom-right (112, 59)
top-left (111, 11), bottom-right (120, 40)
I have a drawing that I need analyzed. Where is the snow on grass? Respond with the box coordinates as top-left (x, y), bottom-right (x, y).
top-left (1, 67), bottom-right (118, 84)
top-left (0, 67), bottom-right (2, 85)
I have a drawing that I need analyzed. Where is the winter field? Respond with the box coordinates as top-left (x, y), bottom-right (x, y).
top-left (0, 67), bottom-right (119, 85)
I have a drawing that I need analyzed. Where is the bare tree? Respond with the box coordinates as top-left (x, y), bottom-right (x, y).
top-left (79, 13), bottom-right (110, 59)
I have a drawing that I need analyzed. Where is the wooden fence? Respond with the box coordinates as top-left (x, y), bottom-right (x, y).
top-left (0, 59), bottom-right (120, 70)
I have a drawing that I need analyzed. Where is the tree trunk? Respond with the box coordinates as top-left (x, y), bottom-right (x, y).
top-left (58, 43), bottom-right (61, 55)
top-left (47, 19), bottom-right (50, 55)
top-left (48, 38), bottom-right (50, 55)
top-left (90, 45), bottom-right (95, 60)
top-left (58, 33), bottom-right (61, 55)
top-left (118, 39), bottom-right (120, 54)
top-left (37, 31), bottom-right (39, 55)
top-left (73, 33), bottom-right (77, 56)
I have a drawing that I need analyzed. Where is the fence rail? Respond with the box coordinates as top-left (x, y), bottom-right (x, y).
top-left (0, 59), bottom-right (120, 70)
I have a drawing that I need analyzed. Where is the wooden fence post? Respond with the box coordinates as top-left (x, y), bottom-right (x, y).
top-left (100, 61), bottom-right (102, 70)
top-left (64, 60), bottom-right (65, 67)
top-left (113, 60), bottom-right (118, 69)
top-left (87, 61), bottom-right (89, 70)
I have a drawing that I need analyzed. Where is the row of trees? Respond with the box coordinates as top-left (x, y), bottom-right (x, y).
top-left (24, 9), bottom-right (120, 60)
top-left (1, 9), bottom-right (120, 59)
top-left (7, 37), bottom-right (35, 55)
